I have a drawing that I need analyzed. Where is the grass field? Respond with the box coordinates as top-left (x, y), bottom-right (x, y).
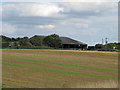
top-left (2, 49), bottom-right (118, 88)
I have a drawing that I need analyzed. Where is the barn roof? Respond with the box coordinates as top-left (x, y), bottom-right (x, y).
top-left (35, 35), bottom-right (87, 45)
top-left (60, 37), bottom-right (87, 45)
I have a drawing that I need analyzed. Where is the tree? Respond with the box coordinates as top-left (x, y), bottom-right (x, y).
top-left (19, 37), bottom-right (32, 48)
top-left (43, 34), bottom-right (62, 48)
top-left (104, 42), bottom-right (120, 50)
top-left (11, 37), bottom-right (16, 41)
top-left (1, 35), bottom-right (11, 48)
top-left (29, 36), bottom-right (42, 46)
top-left (16, 37), bottom-right (21, 41)
top-left (2, 35), bottom-right (11, 42)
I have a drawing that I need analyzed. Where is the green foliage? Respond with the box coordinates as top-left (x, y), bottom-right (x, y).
top-left (1, 35), bottom-right (51, 49)
top-left (19, 37), bottom-right (33, 49)
top-left (2, 42), bottom-right (9, 48)
top-left (104, 42), bottom-right (120, 50)
top-left (2, 84), bottom-right (6, 88)
top-left (43, 34), bottom-right (62, 48)
top-left (16, 37), bottom-right (21, 41)
top-left (1, 35), bottom-right (11, 42)
top-left (30, 36), bottom-right (42, 46)
top-left (11, 37), bottom-right (16, 41)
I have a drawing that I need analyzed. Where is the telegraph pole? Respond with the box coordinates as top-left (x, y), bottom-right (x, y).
top-left (105, 38), bottom-right (108, 45)
top-left (105, 38), bottom-right (108, 50)
top-left (102, 38), bottom-right (104, 45)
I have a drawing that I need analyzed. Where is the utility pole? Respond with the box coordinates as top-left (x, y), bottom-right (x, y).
top-left (105, 38), bottom-right (108, 45)
top-left (102, 38), bottom-right (104, 45)
top-left (105, 38), bottom-right (108, 50)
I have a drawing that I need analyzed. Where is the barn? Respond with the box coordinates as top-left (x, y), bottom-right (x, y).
top-left (35, 35), bottom-right (87, 50)
top-left (60, 37), bottom-right (87, 50)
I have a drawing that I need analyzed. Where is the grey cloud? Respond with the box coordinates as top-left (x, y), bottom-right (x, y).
top-left (2, 2), bottom-right (118, 45)
top-left (2, 2), bottom-right (116, 27)
top-left (2, 2), bottom-right (109, 26)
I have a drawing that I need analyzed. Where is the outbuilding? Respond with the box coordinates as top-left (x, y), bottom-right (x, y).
top-left (60, 37), bottom-right (87, 50)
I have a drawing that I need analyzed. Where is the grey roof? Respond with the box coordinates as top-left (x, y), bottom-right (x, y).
top-left (35, 35), bottom-right (87, 45)
top-left (60, 37), bottom-right (87, 45)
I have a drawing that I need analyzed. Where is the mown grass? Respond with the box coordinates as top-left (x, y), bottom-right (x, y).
top-left (2, 62), bottom-right (117, 80)
top-left (3, 57), bottom-right (118, 73)
top-left (2, 49), bottom-right (118, 88)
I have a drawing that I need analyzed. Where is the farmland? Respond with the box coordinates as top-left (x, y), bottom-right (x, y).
top-left (2, 49), bottom-right (118, 88)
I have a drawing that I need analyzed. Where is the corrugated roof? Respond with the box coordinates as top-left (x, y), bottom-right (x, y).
top-left (35, 35), bottom-right (87, 45)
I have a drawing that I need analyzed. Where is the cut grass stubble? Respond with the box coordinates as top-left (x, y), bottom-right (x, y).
top-left (3, 57), bottom-right (118, 73)
top-left (2, 62), bottom-right (117, 80)
top-left (2, 49), bottom-right (118, 88)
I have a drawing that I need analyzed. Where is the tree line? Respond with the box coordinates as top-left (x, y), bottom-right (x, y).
top-left (104, 42), bottom-right (120, 50)
top-left (1, 34), bottom-right (62, 49)
top-left (0, 34), bottom-right (120, 51)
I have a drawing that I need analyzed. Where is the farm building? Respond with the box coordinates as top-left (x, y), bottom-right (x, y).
top-left (35, 35), bottom-right (87, 50)
top-left (95, 44), bottom-right (104, 49)
top-left (60, 37), bottom-right (87, 50)
top-left (87, 46), bottom-right (96, 50)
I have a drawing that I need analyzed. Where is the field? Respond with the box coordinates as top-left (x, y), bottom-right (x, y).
top-left (2, 49), bottom-right (118, 88)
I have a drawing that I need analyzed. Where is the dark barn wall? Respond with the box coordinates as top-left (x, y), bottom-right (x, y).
top-left (62, 44), bottom-right (87, 50)
top-left (62, 44), bottom-right (77, 48)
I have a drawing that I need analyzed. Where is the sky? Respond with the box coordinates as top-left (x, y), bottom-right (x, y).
top-left (0, 0), bottom-right (119, 45)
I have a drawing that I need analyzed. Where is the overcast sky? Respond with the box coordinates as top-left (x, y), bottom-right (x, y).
top-left (0, 0), bottom-right (118, 45)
